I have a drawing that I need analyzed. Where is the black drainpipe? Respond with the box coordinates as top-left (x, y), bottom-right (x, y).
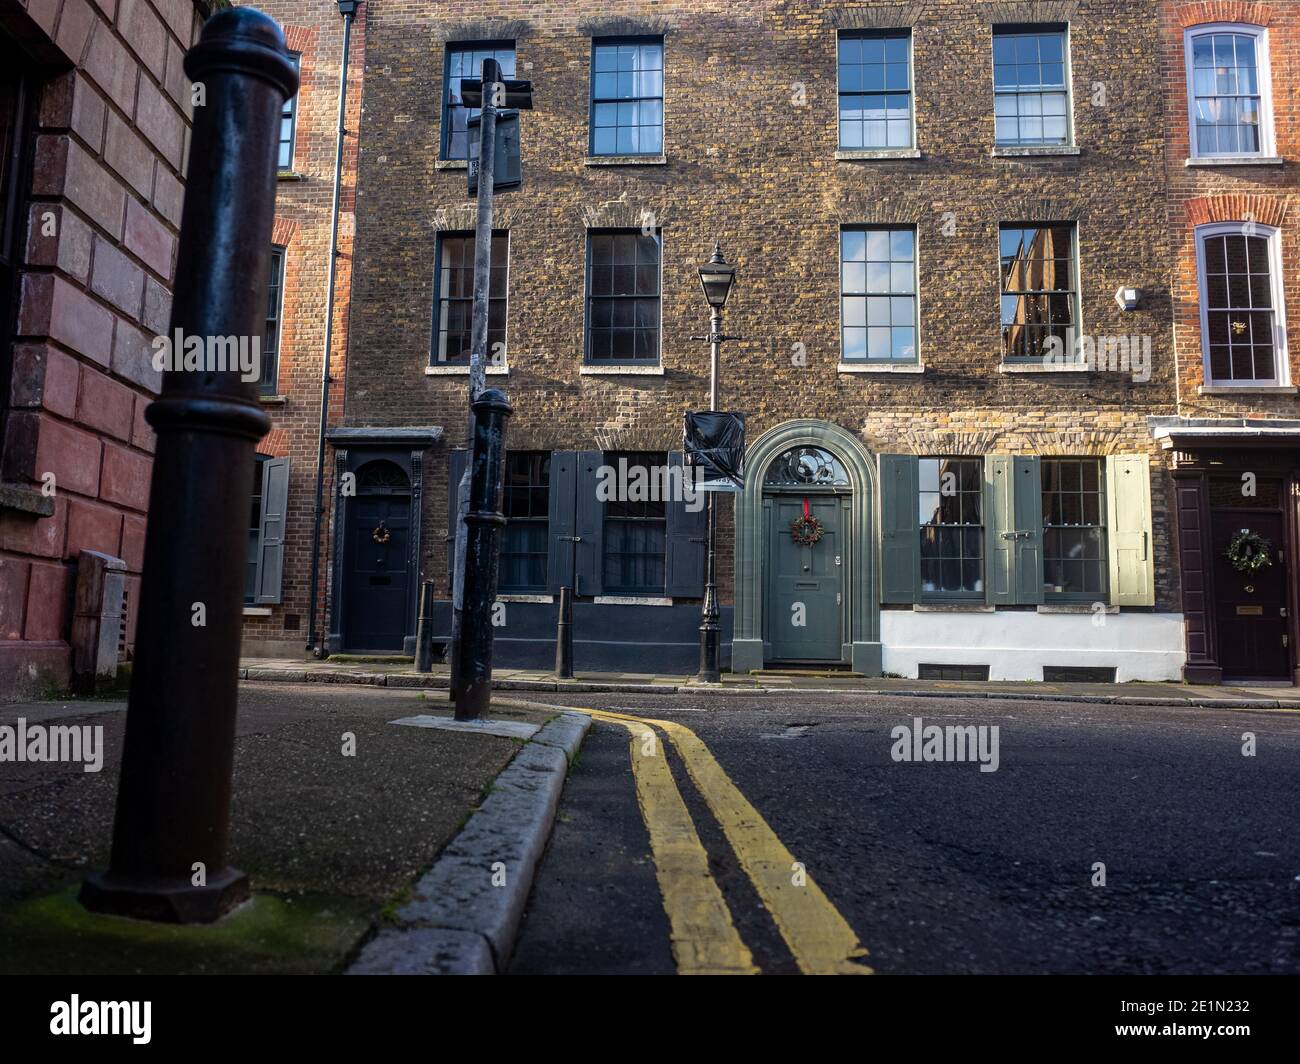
top-left (307, 0), bottom-right (358, 655)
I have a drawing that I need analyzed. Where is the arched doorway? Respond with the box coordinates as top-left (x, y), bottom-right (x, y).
top-left (731, 420), bottom-right (881, 675)
top-left (343, 460), bottom-right (412, 651)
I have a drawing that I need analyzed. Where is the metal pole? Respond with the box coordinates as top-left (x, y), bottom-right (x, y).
top-left (449, 56), bottom-right (500, 700)
top-left (697, 306), bottom-right (723, 683)
top-left (306, 5), bottom-right (355, 655)
top-left (454, 388), bottom-right (513, 720)
top-left (80, 8), bottom-right (298, 923)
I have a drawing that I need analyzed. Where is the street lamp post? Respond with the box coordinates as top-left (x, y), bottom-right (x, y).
top-left (693, 243), bottom-right (738, 684)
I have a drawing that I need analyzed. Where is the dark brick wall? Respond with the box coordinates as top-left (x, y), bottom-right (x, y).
top-left (235, 3), bottom-right (365, 656)
top-left (344, 1), bottom-right (1178, 615)
top-left (0, 0), bottom-right (203, 698)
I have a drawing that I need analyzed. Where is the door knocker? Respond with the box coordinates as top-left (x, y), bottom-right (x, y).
top-left (372, 522), bottom-right (391, 545)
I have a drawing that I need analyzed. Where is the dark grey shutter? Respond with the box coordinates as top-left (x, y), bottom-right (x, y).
top-left (254, 456), bottom-right (289, 605)
top-left (574, 450), bottom-right (604, 596)
top-left (880, 454), bottom-right (919, 603)
top-left (665, 451), bottom-right (706, 598)
top-left (547, 450), bottom-right (577, 594)
top-left (446, 448), bottom-right (469, 591)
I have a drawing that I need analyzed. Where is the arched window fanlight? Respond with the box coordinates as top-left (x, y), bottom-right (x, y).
top-left (763, 446), bottom-right (850, 488)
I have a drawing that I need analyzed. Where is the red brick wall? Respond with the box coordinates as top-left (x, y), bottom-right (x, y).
top-left (1161, 0), bottom-right (1300, 416)
top-left (0, 0), bottom-right (203, 698)
top-left (237, 1), bottom-right (364, 657)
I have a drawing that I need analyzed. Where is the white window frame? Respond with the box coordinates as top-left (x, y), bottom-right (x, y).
top-left (1195, 220), bottom-right (1289, 387)
top-left (1184, 23), bottom-right (1276, 160)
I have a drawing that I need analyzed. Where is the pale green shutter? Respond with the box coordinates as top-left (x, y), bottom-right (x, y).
top-left (984, 455), bottom-right (1015, 605)
top-left (880, 454), bottom-right (919, 603)
top-left (1013, 456), bottom-right (1043, 605)
top-left (985, 455), bottom-right (1043, 605)
top-left (1106, 454), bottom-right (1155, 606)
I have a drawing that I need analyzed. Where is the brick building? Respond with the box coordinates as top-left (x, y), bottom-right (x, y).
top-left (0, 0), bottom-right (204, 698)
top-left (334, 0), bottom-right (1189, 681)
top-left (1154, 0), bottom-right (1299, 683)
top-left (234, 0), bottom-right (365, 658)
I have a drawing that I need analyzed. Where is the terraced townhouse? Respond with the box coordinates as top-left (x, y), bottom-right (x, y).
top-left (1154, 0), bottom-right (1299, 684)
top-left (333, 0), bottom-right (1187, 682)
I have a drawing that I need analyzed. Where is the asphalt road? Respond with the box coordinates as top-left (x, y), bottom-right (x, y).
top-left (508, 692), bottom-right (1300, 975)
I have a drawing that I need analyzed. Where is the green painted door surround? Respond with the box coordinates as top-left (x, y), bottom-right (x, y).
top-left (731, 420), bottom-right (882, 675)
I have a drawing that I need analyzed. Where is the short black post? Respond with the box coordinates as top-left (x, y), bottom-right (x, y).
top-left (415, 579), bottom-right (436, 672)
top-left (79, 9), bottom-right (297, 924)
top-left (555, 584), bottom-right (574, 678)
top-left (452, 388), bottom-right (513, 720)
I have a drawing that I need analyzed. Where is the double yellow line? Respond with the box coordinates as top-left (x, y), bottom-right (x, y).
top-left (500, 699), bottom-right (872, 976)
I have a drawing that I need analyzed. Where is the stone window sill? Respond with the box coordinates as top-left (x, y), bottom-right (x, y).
top-left (834, 148), bottom-right (921, 161)
top-left (1186, 155), bottom-right (1283, 167)
top-left (913, 603), bottom-right (994, 613)
top-left (838, 362), bottom-right (924, 374)
top-left (579, 364), bottom-right (664, 376)
top-left (497, 594), bottom-right (553, 604)
top-left (585, 154), bottom-right (667, 166)
top-left (992, 145), bottom-right (1080, 158)
top-left (0, 482), bottom-right (55, 517)
top-left (243, 606), bottom-right (273, 616)
top-left (277, 170), bottom-right (306, 182)
top-left (1037, 604), bottom-right (1117, 615)
top-left (998, 361), bottom-right (1091, 374)
top-left (1199, 384), bottom-right (1297, 395)
top-left (425, 364), bottom-right (509, 375)
top-left (435, 159), bottom-right (468, 170)
top-left (593, 595), bottom-right (673, 606)
top-left (259, 393), bottom-right (288, 405)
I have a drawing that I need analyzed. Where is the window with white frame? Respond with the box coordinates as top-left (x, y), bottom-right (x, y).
top-left (1196, 222), bottom-right (1288, 386)
top-left (838, 30), bottom-right (913, 150)
top-left (841, 226), bottom-right (918, 362)
top-left (992, 25), bottom-right (1071, 146)
top-left (1185, 24), bottom-right (1274, 159)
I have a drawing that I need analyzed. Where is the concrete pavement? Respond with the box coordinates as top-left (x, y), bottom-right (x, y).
top-left (240, 656), bottom-right (1300, 710)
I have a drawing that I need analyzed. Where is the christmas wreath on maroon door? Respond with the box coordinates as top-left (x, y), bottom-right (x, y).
top-left (790, 497), bottom-right (824, 546)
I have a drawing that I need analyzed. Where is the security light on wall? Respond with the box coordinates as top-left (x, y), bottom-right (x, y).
top-left (1115, 287), bottom-right (1140, 311)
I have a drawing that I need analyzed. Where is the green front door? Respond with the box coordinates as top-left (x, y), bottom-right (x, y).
top-left (765, 494), bottom-right (844, 662)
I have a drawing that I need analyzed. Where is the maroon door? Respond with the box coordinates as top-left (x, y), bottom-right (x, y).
top-left (1211, 510), bottom-right (1290, 680)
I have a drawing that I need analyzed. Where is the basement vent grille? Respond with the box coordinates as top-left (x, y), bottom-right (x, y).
top-left (918, 664), bottom-right (989, 681)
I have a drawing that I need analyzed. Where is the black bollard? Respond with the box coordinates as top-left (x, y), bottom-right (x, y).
top-left (415, 580), bottom-right (435, 673)
top-left (555, 584), bottom-right (574, 678)
top-left (79, 9), bottom-right (298, 924)
top-left (452, 388), bottom-right (513, 720)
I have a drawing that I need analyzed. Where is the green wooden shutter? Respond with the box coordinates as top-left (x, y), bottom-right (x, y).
top-left (985, 455), bottom-right (1043, 605)
top-left (254, 456), bottom-right (289, 605)
top-left (1106, 454), bottom-right (1154, 606)
top-left (984, 455), bottom-right (1015, 605)
top-left (880, 454), bottom-right (919, 603)
top-left (1012, 456), bottom-right (1043, 605)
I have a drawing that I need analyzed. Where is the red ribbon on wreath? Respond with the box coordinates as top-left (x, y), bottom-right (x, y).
top-left (790, 497), bottom-right (825, 546)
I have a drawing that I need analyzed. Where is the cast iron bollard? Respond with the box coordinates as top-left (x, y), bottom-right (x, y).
top-left (555, 584), bottom-right (574, 677)
top-left (451, 388), bottom-right (513, 720)
top-left (79, 9), bottom-right (298, 924)
top-left (415, 579), bottom-right (436, 673)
